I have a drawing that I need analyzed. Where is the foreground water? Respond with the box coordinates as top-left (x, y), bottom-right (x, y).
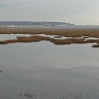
top-left (0, 41), bottom-right (99, 99)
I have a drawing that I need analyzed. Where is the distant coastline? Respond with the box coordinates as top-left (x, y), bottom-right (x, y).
top-left (0, 21), bottom-right (99, 30)
top-left (0, 21), bottom-right (74, 28)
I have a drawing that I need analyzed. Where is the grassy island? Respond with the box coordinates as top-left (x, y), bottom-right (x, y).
top-left (0, 28), bottom-right (99, 48)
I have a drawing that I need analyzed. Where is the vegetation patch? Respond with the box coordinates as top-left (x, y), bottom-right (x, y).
top-left (92, 44), bottom-right (99, 48)
top-left (0, 29), bottom-right (99, 48)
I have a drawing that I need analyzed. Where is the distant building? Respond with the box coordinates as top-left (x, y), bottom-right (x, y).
top-left (0, 21), bottom-right (75, 28)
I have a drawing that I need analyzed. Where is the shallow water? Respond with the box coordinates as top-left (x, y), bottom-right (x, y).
top-left (0, 34), bottom-right (32, 41)
top-left (0, 40), bottom-right (99, 99)
top-left (0, 34), bottom-right (67, 41)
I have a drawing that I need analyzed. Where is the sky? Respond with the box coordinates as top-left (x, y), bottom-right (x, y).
top-left (0, 0), bottom-right (99, 25)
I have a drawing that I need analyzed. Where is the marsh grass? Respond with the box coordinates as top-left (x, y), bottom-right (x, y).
top-left (0, 36), bottom-right (96, 45)
top-left (0, 39), bottom-right (17, 44)
top-left (0, 29), bottom-right (99, 37)
top-left (0, 29), bottom-right (99, 47)
top-left (92, 44), bottom-right (99, 48)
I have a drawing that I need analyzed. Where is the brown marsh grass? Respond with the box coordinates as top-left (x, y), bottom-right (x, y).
top-left (0, 36), bottom-right (94, 45)
top-left (0, 29), bottom-right (99, 37)
top-left (92, 44), bottom-right (99, 48)
top-left (0, 29), bottom-right (99, 47)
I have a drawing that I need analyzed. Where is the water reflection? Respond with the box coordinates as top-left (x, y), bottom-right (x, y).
top-left (0, 42), bottom-right (99, 99)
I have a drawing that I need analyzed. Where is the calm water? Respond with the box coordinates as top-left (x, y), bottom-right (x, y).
top-left (0, 34), bottom-right (31, 40)
top-left (0, 40), bottom-right (99, 99)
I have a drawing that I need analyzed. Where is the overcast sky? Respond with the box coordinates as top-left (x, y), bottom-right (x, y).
top-left (0, 0), bottom-right (99, 25)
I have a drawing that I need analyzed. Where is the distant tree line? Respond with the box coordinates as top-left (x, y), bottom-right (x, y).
top-left (0, 21), bottom-right (75, 27)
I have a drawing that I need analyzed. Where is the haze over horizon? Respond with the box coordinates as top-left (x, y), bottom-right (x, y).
top-left (0, 0), bottom-right (99, 25)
